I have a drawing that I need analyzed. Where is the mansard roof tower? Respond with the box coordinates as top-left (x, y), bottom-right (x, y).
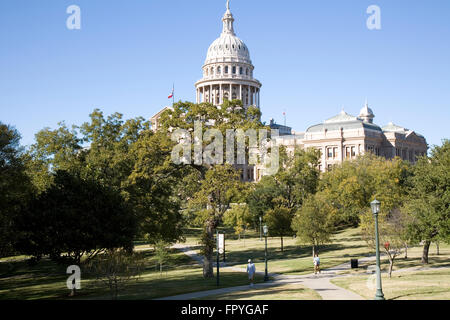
top-left (195, 0), bottom-right (261, 108)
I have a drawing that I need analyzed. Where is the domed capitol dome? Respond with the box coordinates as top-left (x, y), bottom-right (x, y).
top-left (195, 0), bottom-right (261, 108)
top-left (205, 7), bottom-right (251, 65)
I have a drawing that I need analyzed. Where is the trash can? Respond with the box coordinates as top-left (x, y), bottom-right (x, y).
top-left (351, 259), bottom-right (358, 269)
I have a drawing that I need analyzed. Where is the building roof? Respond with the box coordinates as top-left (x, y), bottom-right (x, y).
top-left (382, 122), bottom-right (425, 139)
top-left (382, 121), bottom-right (407, 133)
top-left (306, 110), bottom-right (382, 133)
top-left (324, 110), bottom-right (358, 123)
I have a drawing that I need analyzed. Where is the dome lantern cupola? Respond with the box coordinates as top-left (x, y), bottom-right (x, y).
top-left (359, 99), bottom-right (375, 123)
top-left (222, 0), bottom-right (235, 35)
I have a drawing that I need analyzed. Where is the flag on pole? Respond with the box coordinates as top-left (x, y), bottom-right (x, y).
top-left (168, 89), bottom-right (174, 99)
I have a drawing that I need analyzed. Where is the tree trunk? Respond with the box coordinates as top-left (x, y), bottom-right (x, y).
top-left (388, 259), bottom-right (394, 278)
top-left (436, 242), bottom-right (440, 255)
top-left (404, 243), bottom-right (408, 259)
top-left (203, 222), bottom-right (215, 278)
top-left (280, 236), bottom-right (284, 252)
top-left (113, 279), bottom-right (118, 300)
top-left (312, 244), bottom-right (316, 257)
top-left (422, 240), bottom-right (431, 264)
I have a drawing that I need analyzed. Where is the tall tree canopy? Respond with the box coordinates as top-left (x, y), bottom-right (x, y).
top-left (14, 170), bottom-right (137, 263)
top-left (405, 140), bottom-right (450, 263)
top-left (0, 123), bottom-right (33, 257)
top-left (317, 154), bottom-right (412, 227)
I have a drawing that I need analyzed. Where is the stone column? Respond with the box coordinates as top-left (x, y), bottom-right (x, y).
top-left (256, 89), bottom-right (259, 107)
top-left (240, 84), bottom-right (243, 102)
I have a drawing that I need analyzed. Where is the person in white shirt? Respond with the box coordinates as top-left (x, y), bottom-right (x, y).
top-left (247, 259), bottom-right (256, 286)
top-left (313, 253), bottom-right (321, 274)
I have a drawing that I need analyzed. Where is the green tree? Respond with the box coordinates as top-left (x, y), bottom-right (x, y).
top-left (264, 203), bottom-right (294, 251)
top-left (292, 194), bottom-right (333, 256)
top-left (79, 110), bottom-right (148, 190)
top-left (86, 249), bottom-right (145, 300)
top-left (275, 147), bottom-right (321, 210)
top-left (0, 123), bottom-right (33, 257)
top-left (247, 175), bottom-right (284, 228)
top-left (247, 147), bottom-right (320, 232)
top-left (14, 170), bottom-right (137, 263)
top-left (156, 100), bottom-right (267, 278)
top-left (154, 240), bottom-right (171, 275)
top-left (361, 208), bottom-right (410, 277)
top-left (317, 154), bottom-right (411, 227)
top-left (190, 164), bottom-right (240, 278)
top-left (224, 203), bottom-right (253, 240)
top-left (26, 121), bottom-right (82, 193)
top-left (405, 140), bottom-right (450, 263)
top-left (124, 130), bottom-right (185, 245)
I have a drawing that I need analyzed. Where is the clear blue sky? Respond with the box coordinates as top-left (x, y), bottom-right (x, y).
top-left (1, 0), bottom-right (449, 148)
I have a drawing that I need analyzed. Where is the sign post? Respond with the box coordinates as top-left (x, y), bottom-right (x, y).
top-left (223, 234), bottom-right (226, 262)
top-left (217, 232), bottom-right (224, 286)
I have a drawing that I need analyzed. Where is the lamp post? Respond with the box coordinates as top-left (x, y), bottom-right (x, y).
top-left (263, 224), bottom-right (269, 282)
top-left (371, 198), bottom-right (385, 300)
top-left (259, 216), bottom-right (262, 241)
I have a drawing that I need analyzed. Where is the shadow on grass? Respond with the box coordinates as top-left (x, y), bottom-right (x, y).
top-left (0, 247), bottom-right (202, 300)
top-left (202, 285), bottom-right (314, 300)
top-left (389, 288), bottom-right (450, 300)
top-left (91, 270), bottom-right (266, 300)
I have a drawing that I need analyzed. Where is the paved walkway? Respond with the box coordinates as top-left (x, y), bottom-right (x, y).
top-left (157, 244), bottom-right (371, 300)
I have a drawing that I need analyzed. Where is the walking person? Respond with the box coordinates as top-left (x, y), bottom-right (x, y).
top-left (313, 253), bottom-right (321, 274)
top-left (247, 259), bottom-right (256, 287)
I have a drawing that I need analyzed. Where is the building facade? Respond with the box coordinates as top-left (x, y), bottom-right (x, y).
top-left (271, 103), bottom-right (428, 174)
top-left (151, 1), bottom-right (428, 179)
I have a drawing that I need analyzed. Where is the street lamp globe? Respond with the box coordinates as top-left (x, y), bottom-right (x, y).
top-left (263, 225), bottom-right (268, 236)
top-left (371, 199), bottom-right (381, 215)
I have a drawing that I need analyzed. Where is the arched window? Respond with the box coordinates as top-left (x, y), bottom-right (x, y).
top-left (246, 68), bottom-right (249, 75)
top-left (217, 66), bottom-right (221, 75)
top-left (240, 67), bottom-right (243, 75)
top-left (232, 66), bottom-right (236, 74)
top-left (225, 66), bottom-right (228, 74)
top-left (211, 67), bottom-right (214, 75)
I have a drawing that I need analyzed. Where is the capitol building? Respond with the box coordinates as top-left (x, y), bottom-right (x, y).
top-left (151, 1), bottom-right (428, 180)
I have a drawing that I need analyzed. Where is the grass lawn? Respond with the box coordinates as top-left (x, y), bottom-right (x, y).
top-left (197, 283), bottom-right (322, 300)
top-left (331, 269), bottom-right (450, 300)
top-left (334, 242), bottom-right (450, 276)
top-left (182, 227), bottom-right (373, 275)
top-left (2, 227), bottom-right (448, 300)
top-left (331, 242), bottom-right (450, 300)
top-left (0, 248), bottom-right (262, 300)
